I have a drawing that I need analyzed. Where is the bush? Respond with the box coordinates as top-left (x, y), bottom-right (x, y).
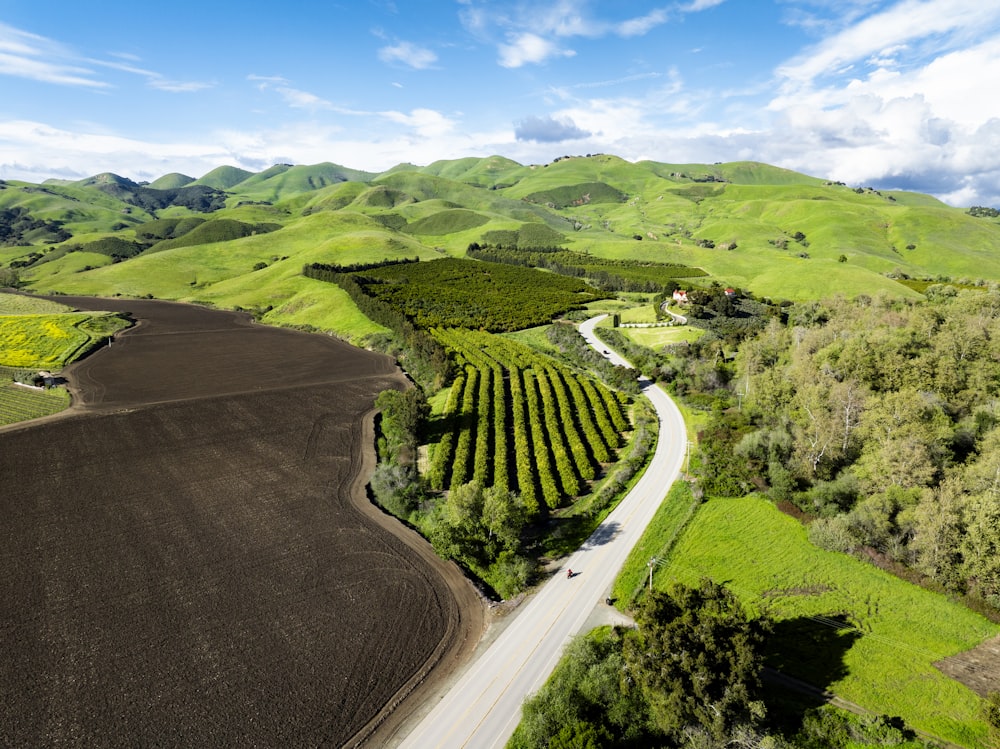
top-left (807, 514), bottom-right (858, 553)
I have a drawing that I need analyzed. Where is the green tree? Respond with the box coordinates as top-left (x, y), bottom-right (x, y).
top-left (511, 632), bottom-right (655, 749)
top-left (909, 479), bottom-right (965, 588)
top-left (481, 485), bottom-right (527, 552)
top-left (961, 492), bottom-right (1000, 605)
top-left (369, 461), bottom-right (422, 518)
top-left (375, 387), bottom-right (429, 463)
top-left (853, 387), bottom-right (948, 493)
top-left (622, 579), bottom-right (769, 743)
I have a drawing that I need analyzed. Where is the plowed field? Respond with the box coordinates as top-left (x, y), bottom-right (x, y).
top-left (0, 298), bottom-right (480, 748)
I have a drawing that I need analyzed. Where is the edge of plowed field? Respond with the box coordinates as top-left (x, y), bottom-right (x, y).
top-left (343, 405), bottom-right (487, 749)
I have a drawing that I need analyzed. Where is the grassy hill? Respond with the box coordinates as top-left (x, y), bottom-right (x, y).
top-left (6, 154), bottom-right (1000, 341)
top-left (191, 165), bottom-right (256, 190)
top-left (148, 172), bottom-right (195, 190)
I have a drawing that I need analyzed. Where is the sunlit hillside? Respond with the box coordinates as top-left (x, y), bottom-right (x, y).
top-left (4, 154), bottom-right (1000, 340)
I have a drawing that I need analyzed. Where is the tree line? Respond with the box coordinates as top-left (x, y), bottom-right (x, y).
top-left (467, 242), bottom-right (705, 294)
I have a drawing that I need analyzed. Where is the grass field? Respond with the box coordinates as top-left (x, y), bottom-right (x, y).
top-left (611, 481), bottom-right (700, 603)
top-left (651, 496), bottom-right (998, 748)
top-left (0, 292), bottom-right (73, 315)
top-left (621, 324), bottom-right (704, 349)
top-left (9, 156), bottom-right (1000, 316)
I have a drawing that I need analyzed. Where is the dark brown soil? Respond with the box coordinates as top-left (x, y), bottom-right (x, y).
top-left (0, 298), bottom-right (483, 748)
top-left (935, 634), bottom-right (1000, 699)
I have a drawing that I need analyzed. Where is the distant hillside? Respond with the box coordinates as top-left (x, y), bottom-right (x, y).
top-left (232, 162), bottom-right (378, 203)
top-left (4, 154), bottom-right (1000, 341)
top-left (148, 173), bottom-right (195, 190)
top-left (191, 165), bottom-right (255, 190)
top-left (71, 172), bottom-right (228, 214)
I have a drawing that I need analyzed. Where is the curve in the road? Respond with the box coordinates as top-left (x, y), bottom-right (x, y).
top-left (394, 314), bottom-right (687, 749)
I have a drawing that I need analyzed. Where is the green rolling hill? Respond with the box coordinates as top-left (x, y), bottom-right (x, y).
top-left (4, 153), bottom-right (1000, 340)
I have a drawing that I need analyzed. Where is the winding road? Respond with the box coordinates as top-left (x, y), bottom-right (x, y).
top-left (393, 314), bottom-right (687, 748)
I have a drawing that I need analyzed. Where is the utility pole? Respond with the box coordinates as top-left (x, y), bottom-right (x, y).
top-left (647, 557), bottom-right (657, 593)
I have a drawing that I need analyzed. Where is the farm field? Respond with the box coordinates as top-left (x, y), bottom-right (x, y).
top-left (0, 381), bottom-right (70, 426)
top-left (0, 298), bottom-right (479, 748)
top-left (655, 496), bottom-right (999, 748)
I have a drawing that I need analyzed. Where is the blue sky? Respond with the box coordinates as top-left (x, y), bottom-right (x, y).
top-left (1, 0), bottom-right (999, 206)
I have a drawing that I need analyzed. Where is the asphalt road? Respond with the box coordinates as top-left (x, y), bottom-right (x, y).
top-left (395, 314), bottom-right (687, 748)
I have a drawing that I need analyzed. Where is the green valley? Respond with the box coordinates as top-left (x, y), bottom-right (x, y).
top-left (4, 154), bottom-right (1000, 747)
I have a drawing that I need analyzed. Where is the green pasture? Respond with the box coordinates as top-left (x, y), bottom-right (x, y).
top-left (502, 325), bottom-right (559, 355)
top-left (0, 292), bottom-right (73, 315)
top-left (650, 496), bottom-right (997, 748)
top-left (621, 324), bottom-right (704, 349)
top-left (13, 155), bottom-right (1000, 316)
top-left (189, 164), bottom-right (255, 190)
top-left (617, 303), bottom-right (661, 324)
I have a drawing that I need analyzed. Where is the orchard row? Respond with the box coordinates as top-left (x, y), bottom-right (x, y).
top-left (428, 328), bottom-right (629, 514)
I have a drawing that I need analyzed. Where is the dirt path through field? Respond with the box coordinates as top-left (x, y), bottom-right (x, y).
top-left (0, 296), bottom-right (483, 748)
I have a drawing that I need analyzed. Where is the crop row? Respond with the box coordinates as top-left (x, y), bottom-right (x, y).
top-left (430, 328), bottom-right (629, 510)
top-left (0, 383), bottom-right (69, 426)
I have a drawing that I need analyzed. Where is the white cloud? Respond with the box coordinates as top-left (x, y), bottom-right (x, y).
top-left (250, 76), bottom-right (334, 110)
top-left (498, 33), bottom-right (575, 68)
top-left (248, 74), bottom-right (290, 85)
top-left (747, 0), bottom-right (1000, 204)
top-left (616, 8), bottom-right (670, 37)
top-left (678, 0), bottom-right (726, 13)
top-left (93, 57), bottom-right (212, 93)
top-left (0, 119), bottom-right (233, 181)
top-left (378, 41), bottom-right (438, 69)
top-left (148, 79), bottom-right (214, 93)
top-left (379, 108), bottom-right (456, 138)
top-left (466, 2), bottom-right (704, 68)
top-left (777, 0), bottom-right (1000, 86)
top-left (274, 87), bottom-right (333, 110)
top-left (0, 51), bottom-right (106, 88)
top-left (0, 23), bottom-right (211, 93)
top-left (514, 115), bottom-right (590, 142)
top-left (0, 22), bottom-right (108, 89)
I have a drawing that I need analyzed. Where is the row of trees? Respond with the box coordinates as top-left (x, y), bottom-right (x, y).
top-left (467, 242), bottom-right (705, 294)
top-left (428, 328), bottom-right (628, 512)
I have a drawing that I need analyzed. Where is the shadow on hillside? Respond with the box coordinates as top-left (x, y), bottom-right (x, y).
top-left (762, 614), bottom-right (861, 734)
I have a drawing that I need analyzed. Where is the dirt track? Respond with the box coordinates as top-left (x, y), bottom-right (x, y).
top-left (0, 297), bottom-right (483, 748)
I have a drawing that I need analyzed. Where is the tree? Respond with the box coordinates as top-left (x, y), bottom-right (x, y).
top-left (909, 479), bottom-right (965, 588)
top-left (369, 461), bottom-right (422, 518)
top-left (852, 388), bottom-right (948, 493)
top-left (511, 632), bottom-right (655, 749)
top-left (0, 267), bottom-right (21, 287)
top-left (961, 492), bottom-right (1000, 606)
top-left (481, 485), bottom-right (527, 552)
top-left (375, 387), bottom-right (428, 464)
top-left (622, 579), bottom-right (769, 743)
